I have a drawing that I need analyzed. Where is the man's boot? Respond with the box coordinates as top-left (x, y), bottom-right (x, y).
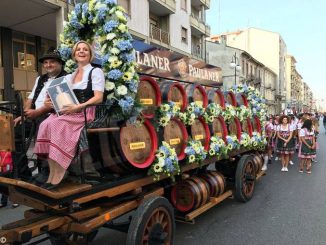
top-left (81, 152), bottom-right (100, 178)
top-left (33, 159), bottom-right (49, 184)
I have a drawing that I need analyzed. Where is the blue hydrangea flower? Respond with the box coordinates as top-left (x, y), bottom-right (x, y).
top-left (126, 80), bottom-right (138, 93)
top-left (103, 20), bottom-right (119, 33)
top-left (97, 7), bottom-right (107, 21)
top-left (58, 47), bottom-right (72, 60)
top-left (82, 3), bottom-right (88, 16)
top-left (120, 53), bottom-right (135, 63)
top-left (103, 0), bottom-right (117, 5)
top-left (214, 145), bottom-right (220, 152)
top-left (70, 15), bottom-right (84, 29)
top-left (107, 69), bottom-right (123, 80)
top-left (185, 147), bottom-right (195, 155)
top-left (116, 40), bottom-right (132, 51)
top-left (118, 96), bottom-right (134, 113)
top-left (74, 3), bottom-right (82, 15)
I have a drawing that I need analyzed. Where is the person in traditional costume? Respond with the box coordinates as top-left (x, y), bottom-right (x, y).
top-left (34, 41), bottom-right (105, 189)
top-left (298, 119), bottom-right (316, 174)
top-left (261, 117), bottom-right (274, 170)
top-left (276, 115), bottom-right (294, 172)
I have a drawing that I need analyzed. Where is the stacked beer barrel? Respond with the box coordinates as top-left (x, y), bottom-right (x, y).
top-left (171, 171), bottom-right (226, 212)
top-left (95, 75), bottom-right (261, 174)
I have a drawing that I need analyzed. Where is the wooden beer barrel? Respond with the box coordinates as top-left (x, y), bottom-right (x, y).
top-left (236, 93), bottom-right (249, 107)
top-left (227, 117), bottom-right (242, 140)
top-left (159, 81), bottom-right (187, 111)
top-left (252, 154), bottom-right (263, 174)
top-left (171, 176), bottom-right (210, 212)
top-left (252, 116), bottom-right (262, 134)
top-left (120, 119), bottom-right (158, 168)
top-left (189, 117), bottom-right (210, 150)
top-left (160, 118), bottom-right (188, 160)
top-left (138, 76), bottom-right (162, 118)
top-left (209, 115), bottom-right (228, 141)
top-left (225, 91), bottom-right (237, 106)
top-left (241, 118), bottom-right (253, 137)
top-left (201, 171), bottom-right (226, 197)
top-left (207, 89), bottom-right (225, 108)
top-left (184, 83), bottom-right (208, 108)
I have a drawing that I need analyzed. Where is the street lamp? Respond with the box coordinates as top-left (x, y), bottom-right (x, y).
top-left (230, 52), bottom-right (241, 85)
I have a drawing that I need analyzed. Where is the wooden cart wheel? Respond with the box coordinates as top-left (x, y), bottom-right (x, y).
top-left (234, 155), bottom-right (256, 202)
top-left (49, 230), bottom-right (98, 245)
top-left (127, 196), bottom-right (175, 245)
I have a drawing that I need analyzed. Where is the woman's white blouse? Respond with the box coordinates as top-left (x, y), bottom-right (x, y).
top-left (64, 64), bottom-right (105, 92)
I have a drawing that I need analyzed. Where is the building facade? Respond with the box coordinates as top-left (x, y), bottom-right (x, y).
top-left (0, 0), bottom-right (212, 101)
top-left (210, 28), bottom-right (288, 113)
top-left (125, 0), bottom-right (210, 59)
top-left (0, 0), bottom-right (69, 101)
top-left (206, 40), bottom-right (277, 114)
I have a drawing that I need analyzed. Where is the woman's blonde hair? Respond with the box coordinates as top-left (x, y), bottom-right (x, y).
top-left (71, 40), bottom-right (94, 62)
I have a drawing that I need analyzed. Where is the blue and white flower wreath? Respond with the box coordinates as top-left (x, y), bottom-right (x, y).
top-left (58, 0), bottom-right (141, 120)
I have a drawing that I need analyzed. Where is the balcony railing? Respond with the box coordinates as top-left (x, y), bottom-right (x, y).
top-left (190, 14), bottom-right (209, 36)
top-left (152, 0), bottom-right (176, 13)
top-left (150, 24), bottom-right (170, 45)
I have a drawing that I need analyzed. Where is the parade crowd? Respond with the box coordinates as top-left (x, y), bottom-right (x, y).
top-left (262, 111), bottom-right (324, 174)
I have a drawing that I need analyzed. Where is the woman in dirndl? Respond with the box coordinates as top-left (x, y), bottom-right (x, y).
top-left (34, 41), bottom-right (105, 189)
top-left (298, 119), bottom-right (316, 174)
top-left (276, 115), bottom-right (294, 172)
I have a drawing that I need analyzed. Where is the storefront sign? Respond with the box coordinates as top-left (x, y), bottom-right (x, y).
top-left (133, 41), bottom-right (222, 86)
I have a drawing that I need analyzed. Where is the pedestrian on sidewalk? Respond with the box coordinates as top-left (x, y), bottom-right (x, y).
top-left (311, 116), bottom-right (319, 163)
top-left (298, 119), bottom-right (316, 174)
top-left (276, 115), bottom-right (294, 172)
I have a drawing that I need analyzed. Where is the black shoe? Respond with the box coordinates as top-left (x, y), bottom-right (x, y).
top-left (268, 159), bottom-right (272, 164)
top-left (33, 167), bottom-right (50, 185)
top-left (42, 183), bottom-right (59, 190)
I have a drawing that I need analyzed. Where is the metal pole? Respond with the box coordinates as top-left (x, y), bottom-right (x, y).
top-left (234, 52), bottom-right (237, 85)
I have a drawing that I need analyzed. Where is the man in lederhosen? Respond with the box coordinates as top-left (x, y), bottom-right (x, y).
top-left (14, 48), bottom-right (67, 184)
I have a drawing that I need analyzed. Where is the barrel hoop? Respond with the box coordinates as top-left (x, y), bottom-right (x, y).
top-left (120, 119), bottom-right (158, 168)
top-left (139, 76), bottom-right (162, 119)
top-left (185, 83), bottom-right (208, 108)
top-left (228, 117), bottom-right (242, 141)
top-left (225, 91), bottom-right (237, 106)
top-left (253, 116), bottom-right (262, 133)
top-left (242, 118), bottom-right (253, 137)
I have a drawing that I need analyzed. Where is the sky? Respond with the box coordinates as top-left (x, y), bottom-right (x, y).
top-left (206, 0), bottom-right (326, 109)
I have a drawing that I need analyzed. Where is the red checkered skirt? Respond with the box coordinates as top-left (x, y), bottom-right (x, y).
top-left (34, 108), bottom-right (95, 170)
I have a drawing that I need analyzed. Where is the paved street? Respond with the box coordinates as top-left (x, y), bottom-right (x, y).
top-left (1, 123), bottom-right (325, 245)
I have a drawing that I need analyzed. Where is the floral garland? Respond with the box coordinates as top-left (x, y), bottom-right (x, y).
top-left (229, 84), bottom-right (267, 124)
top-left (184, 140), bottom-right (207, 164)
top-left (203, 103), bottom-right (223, 124)
top-left (209, 136), bottom-right (227, 157)
top-left (236, 105), bottom-right (252, 122)
top-left (155, 102), bottom-right (181, 127)
top-left (250, 132), bottom-right (267, 150)
top-left (179, 102), bottom-right (205, 126)
top-left (148, 142), bottom-right (180, 181)
top-left (239, 132), bottom-right (251, 148)
top-left (225, 135), bottom-right (240, 152)
top-left (222, 104), bottom-right (237, 123)
top-left (58, 0), bottom-right (141, 120)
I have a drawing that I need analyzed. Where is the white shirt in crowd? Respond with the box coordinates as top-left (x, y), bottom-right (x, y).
top-left (299, 128), bottom-right (314, 137)
top-left (28, 76), bottom-right (56, 110)
top-left (276, 124), bottom-right (294, 132)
